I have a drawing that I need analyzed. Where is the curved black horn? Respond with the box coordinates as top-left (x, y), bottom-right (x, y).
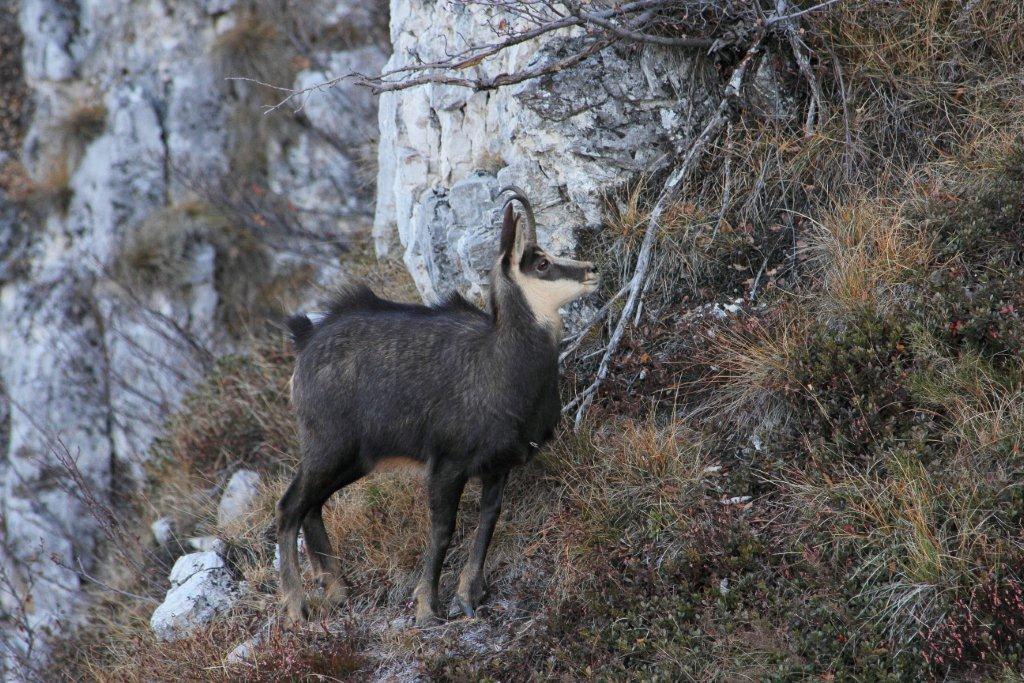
top-left (499, 185), bottom-right (536, 243)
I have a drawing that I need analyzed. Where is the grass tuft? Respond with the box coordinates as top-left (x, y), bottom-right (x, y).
top-left (212, 8), bottom-right (294, 92)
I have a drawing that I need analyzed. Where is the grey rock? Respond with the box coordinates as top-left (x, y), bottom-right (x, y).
top-left (200, 0), bottom-right (236, 15)
top-left (19, 0), bottom-right (79, 82)
top-left (2, 0), bottom-right (383, 663)
top-left (188, 536), bottom-right (226, 554)
top-left (374, 4), bottom-right (717, 310)
top-left (217, 469), bottom-right (262, 530)
top-left (150, 551), bottom-right (238, 642)
top-left (168, 550), bottom-right (225, 586)
top-left (225, 619), bottom-right (273, 665)
top-left (151, 517), bottom-right (176, 546)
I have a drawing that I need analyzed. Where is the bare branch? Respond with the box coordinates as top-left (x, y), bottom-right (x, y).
top-left (775, 0), bottom-right (825, 137)
top-left (565, 1), bottom-right (715, 48)
top-left (765, 0), bottom-right (845, 25)
top-left (569, 29), bottom-right (768, 426)
top-left (559, 282), bottom-right (632, 364)
top-left (364, 39), bottom-right (609, 94)
top-left (262, 0), bottom-right (740, 108)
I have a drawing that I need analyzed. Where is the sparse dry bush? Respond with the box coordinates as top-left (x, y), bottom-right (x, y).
top-left (697, 313), bottom-right (805, 432)
top-left (211, 7), bottom-right (294, 91)
top-left (804, 198), bottom-right (932, 318)
top-left (115, 198), bottom-right (320, 334)
top-left (156, 335), bottom-right (296, 480)
top-left (117, 202), bottom-right (229, 290)
top-left (14, 155), bottom-right (73, 215)
top-left (52, 96), bottom-right (107, 167)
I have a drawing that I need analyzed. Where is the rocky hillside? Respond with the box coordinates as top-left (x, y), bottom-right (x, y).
top-left (0, 0), bottom-right (385, 673)
top-left (3, 0), bottom-right (1024, 680)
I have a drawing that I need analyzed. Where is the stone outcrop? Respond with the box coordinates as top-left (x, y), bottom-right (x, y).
top-left (216, 469), bottom-right (261, 530)
top-left (150, 551), bottom-right (239, 642)
top-left (373, 0), bottom-right (717, 304)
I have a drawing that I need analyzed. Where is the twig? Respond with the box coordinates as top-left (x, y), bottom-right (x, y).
top-left (775, 0), bottom-right (824, 137)
top-left (559, 282), bottom-right (632, 364)
top-left (827, 41), bottom-right (854, 179)
top-left (749, 252), bottom-right (771, 301)
top-left (569, 31), bottom-right (768, 426)
top-left (766, 0), bottom-right (844, 25)
top-left (712, 123), bottom-right (735, 242)
top-left (364, 39), bottom-right (609, 94)
top-left (261, 0), bottom-right (734, 108)
top-left (565, 1), bottom-right (715, 48)
top-left (52, 557), bottom-right (160, 605)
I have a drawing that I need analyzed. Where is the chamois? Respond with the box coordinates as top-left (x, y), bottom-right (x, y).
top-left (277, 188), bottom-right (599, 625)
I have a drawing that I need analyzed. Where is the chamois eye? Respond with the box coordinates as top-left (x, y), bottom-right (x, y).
top-left (537, 258), bottom-right (550, 272)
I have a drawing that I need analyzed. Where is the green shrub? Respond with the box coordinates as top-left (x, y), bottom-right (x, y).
top-left (788, 313), bottom-right (918, 458)
top-left (914, 152), bottom-right (1024, 362)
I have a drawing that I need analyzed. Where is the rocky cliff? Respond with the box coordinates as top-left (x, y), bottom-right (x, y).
top-left (374, 0), bottom-right (718, 305)
top-left (0, 0), bottom-right (384, 672)
top-left (4, 0), bottom-right (730, 672)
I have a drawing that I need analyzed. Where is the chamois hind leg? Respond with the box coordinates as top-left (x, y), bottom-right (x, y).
top-left (277, 449), bottom-right (363, 625)
top-left (455, 470), bottom-right (508, 618)
top-left (303, 468), bottom-right (360, 607)
top-left (413, 460), bottom-right (467, 626)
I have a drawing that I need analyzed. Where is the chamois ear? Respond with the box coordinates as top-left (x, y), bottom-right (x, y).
top-left (500, 202), bottom-right (519, 263)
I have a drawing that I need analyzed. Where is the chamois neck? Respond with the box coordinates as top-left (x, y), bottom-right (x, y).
top-left (489, 270), bottom-right (562, 346)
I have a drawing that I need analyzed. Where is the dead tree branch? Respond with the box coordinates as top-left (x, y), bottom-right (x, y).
top-left (559, 282), bottom-right (632, 364)
top-left (260, 0), bottom-right (744, 110)
top-left (775, 0), bottom-right (824, 137)
top-left (567, 30), bottom-right (768, 426)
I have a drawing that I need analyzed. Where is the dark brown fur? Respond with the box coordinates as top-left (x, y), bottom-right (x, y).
top-left (277, 189), bottom-right (596, 624)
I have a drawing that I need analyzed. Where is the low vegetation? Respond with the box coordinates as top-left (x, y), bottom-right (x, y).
top-left (47, 0), bottom-right (1024, 680)
top-left (211, 7), bottom-right (293, 88)
top-left (16, 156), bottom-right (73, 215)
top-left (114, 200), bottom-right (320, 334)
top-left (52, 96), bottom-right (107, 167)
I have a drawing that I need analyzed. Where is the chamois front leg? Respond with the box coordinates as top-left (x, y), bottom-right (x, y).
top-left (413, 462), bottom-right (467, 626)
top-left (455, 470), bottom-right (508, 618)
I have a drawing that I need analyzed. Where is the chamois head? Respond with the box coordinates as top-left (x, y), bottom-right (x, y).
top-left (496, 187), bottom-right (599, 334)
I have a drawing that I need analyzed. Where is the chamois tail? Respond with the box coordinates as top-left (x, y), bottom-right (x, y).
top-left (285, 313), bottom-right (315, 352)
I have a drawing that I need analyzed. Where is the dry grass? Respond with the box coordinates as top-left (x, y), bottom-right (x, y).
top-left (775, 451), bottom-right (996, 641)
top-left (803, 196), bottom-right (932, 318)
top-left (52, 96), bottom-right (107, 168)
top-left (539, 417), bottom-right (713, 597)
top-left (698, 314), bottom-right (806, 432)
top-left (117, 201), bottom-right (229, 290)
top-left (911, 345), bottom-right (1024, 467)
top-left (115, 199), bottom-right (321, 333)
top-left (19, 155), bottom-right (73, 215)
top-left (212, 8), bottom-right (295, 92)
top-left (156, 335), bottom-right (296, 481)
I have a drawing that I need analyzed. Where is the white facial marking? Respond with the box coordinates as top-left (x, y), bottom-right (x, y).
top-left (510, 250), bottom-right (599, 339)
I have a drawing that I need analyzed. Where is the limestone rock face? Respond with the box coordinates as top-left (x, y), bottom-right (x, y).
top-left (374, 1), bottom-right (717, 304)
top-left (150, 551), bottom-right (238, 642)
top-left (0, 0), bottom-right (385, 671)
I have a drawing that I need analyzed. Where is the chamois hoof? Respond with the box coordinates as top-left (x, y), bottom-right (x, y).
top-left (454, 570), bottom-right (487, 619)
top-left (283, 600), bottom-right (309, 627)
top-left (414, 610), bottom-right (441, 627)
top-left (454, 595), bottom-right (477, 619)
